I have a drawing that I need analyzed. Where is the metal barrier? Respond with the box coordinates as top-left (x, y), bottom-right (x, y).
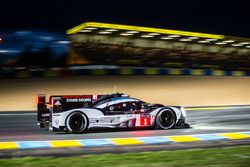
top-left (1, 67), bottom-right (250, 79)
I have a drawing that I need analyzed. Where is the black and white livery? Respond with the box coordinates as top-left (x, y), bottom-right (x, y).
top-left (37, 93), bottom-right (188, 133)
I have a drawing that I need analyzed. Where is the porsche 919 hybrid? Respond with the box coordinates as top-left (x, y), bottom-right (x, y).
top-left (37, 93), bottom-right (188, 133)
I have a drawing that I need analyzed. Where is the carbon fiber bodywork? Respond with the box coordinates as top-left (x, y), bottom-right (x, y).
top-left (37, 93), bottom-right (187, 133)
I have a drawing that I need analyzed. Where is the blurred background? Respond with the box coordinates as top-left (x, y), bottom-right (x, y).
top-left (0, 0), bottom-right (250, 75)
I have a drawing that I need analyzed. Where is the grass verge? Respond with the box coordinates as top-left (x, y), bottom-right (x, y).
top-left (0, 145), bottom-right (250, 167)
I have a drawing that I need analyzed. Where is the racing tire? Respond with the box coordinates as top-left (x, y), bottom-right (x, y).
top-left (66, 112), bottom-right (89, 134)
top-left (155, 109), bottom-right (176, 130)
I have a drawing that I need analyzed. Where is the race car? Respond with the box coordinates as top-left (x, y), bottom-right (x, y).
top-left (37, 93), bottom-right (188, 133)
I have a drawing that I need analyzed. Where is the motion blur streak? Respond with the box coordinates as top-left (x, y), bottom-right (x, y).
top-left (1, 76), bottom-right (250, 111)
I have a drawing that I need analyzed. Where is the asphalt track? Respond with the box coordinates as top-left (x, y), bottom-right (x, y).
top-left (0, 107), bottom-right (250, 142)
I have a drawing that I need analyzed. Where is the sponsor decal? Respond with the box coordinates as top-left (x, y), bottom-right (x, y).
top-left (98, 117), bottom-right (120, 124)
top-left (54, 101), bottom-right (61, 106)
top-left (66, 98), bottom-right (91, 102)
top-left (53, 97), bottom-right (61, 100)
top-left (41, 113), bottom-right (50, 117)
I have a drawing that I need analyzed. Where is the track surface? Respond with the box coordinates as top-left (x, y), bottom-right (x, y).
top-left (0, 108), bottom-right (250, 142)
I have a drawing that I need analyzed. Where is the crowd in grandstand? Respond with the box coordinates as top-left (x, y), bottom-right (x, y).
top-left (72, 42), bottom-right (250, 70)
top-left (1, 41), bottom-right (249, 71)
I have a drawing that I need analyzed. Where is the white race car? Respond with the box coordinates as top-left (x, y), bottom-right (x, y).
top-left (37, 93), bottom-right (188, 133)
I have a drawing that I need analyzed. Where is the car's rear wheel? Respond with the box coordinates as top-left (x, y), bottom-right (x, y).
top-left (66, 112), bottom-right (89, 134)
top-left (155, 109), bottom-right (176, 129)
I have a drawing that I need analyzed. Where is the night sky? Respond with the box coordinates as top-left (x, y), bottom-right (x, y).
top-left (1, 0), bottom-right (250, 36)
top-left (0, 0), bottom-right (250, 61)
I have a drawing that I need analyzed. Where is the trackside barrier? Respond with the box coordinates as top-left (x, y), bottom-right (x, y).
top-left (1, 67), bottom-right (250, 79)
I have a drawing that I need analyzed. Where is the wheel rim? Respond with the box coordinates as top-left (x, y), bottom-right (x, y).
top-left (68, 113), bottom-right (87, 132)
top-left (158, 110), bottom-right (175, 129)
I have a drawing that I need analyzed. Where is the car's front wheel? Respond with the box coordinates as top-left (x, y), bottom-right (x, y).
top-left (66, 112), bottom-right (89, 134)
top-left (155, 109), bottom-right (176, 129)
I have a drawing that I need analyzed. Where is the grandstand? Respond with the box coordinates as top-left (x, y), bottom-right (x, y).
top-left (67, 22), bottom-right (250, 70)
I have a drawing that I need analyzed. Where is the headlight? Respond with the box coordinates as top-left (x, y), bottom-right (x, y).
top-left (180, 107), bottom-right (186, 118)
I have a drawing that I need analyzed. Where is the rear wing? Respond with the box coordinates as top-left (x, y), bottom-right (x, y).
top-left (37, 94), bottom-right (48, 122)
